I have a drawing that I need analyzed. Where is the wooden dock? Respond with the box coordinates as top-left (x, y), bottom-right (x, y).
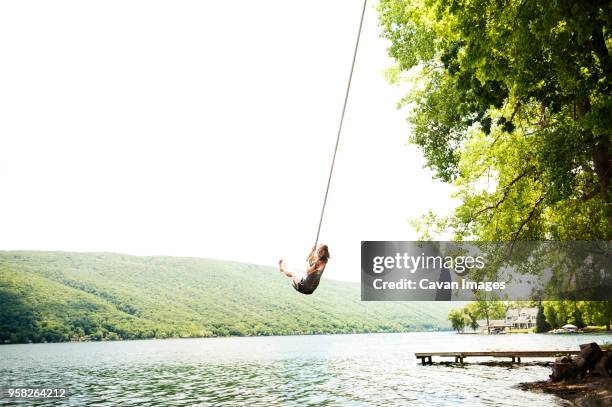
top-left (415, 350), bottom-right (581, 365)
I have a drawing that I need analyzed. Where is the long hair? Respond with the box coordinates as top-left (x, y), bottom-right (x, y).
top-left (317, 244), bottom-right (330, 262)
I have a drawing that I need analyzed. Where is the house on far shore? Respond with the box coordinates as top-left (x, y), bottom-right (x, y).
top-left (505, 307), bottom-right (538, 329)
top-left (476, 307), bottom-right (539, 333)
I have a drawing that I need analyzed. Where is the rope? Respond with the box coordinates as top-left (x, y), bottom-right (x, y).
top-left (313, 0), bottom-right (368, 249)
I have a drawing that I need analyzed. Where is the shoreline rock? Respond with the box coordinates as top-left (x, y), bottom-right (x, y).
top-left (520, 376), bottom-right (612, 407)
top-left (521, 342), bottom-right (612, 406)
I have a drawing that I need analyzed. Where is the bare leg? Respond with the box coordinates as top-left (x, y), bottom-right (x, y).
top-left (279, 259), bottom-right (304, 286)
top-left (278, 259), bottom-right (294, 278)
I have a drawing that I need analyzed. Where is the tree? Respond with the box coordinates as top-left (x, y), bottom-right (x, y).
top-left (536, 303), bottom-right (550, 333)
top-left (557, 301), bottom-right (573, 326)
top-left (379, 0), bottom-right (612, 238)
top-left (544, 303), bottom-right (559, 329)
top-left (466, 310), bottom-right (479, 332)
top-left (460, 300), bottom-right (505, 333)
top-left (379, 0), bottom-right (612, 321)
top-left (573, 304), bottom-right (586, 328)
top-left (473, 298), bottom-right (505, 334)
top-left (583, 301), bottom-right (612, 330)
top-left (448, 309), bottom-right (466, 333)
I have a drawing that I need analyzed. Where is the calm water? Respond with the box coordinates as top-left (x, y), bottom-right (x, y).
top-left (1, 332), bottom-right (611, 406)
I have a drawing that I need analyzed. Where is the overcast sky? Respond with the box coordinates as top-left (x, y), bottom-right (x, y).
top-left (0, 0), bottom-right (455, 281)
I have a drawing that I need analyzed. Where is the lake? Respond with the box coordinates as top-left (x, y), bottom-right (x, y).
top-left (1, 332), bottom-right (611, 406)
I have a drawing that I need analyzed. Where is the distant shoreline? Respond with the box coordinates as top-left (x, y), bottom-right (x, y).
top-left (455, 330), bottom-right (612, 335)
top-left (1, 328), bottom-right (453, 346)
top-left (8, 329), bottom-right (612, 346)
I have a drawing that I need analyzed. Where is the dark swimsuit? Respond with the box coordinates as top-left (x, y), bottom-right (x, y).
top-left (293, 261), bottom-right (324, 295)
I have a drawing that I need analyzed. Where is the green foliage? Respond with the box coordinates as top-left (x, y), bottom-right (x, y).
top-left (469, 300), bottom-right (505, 333)
top-left (0, 251), bottom-right (454, 344)
top-left (583, 301), bottom-right (612, 330)
top-left (574, 306), bottom-right (585, 328)
top-left (536, 304), bottom-right (550, 333)
top-left (466, 309), bottom-right (479, 332)
top-left (472, 299), bottom-right (505, 320)
top-left (380, 0), bottom-right (612, 328)
top-left (448, 301), bottom-right (506, 332)
top-left (542, 300), bottom-right (612, 330)
top-left (378, 0), bottom-right (612, 239)
top-left (445, 301), bottom-right (611, 333)
top-left (544, 305), bottom-right (560, 329)
top-left (448, 308), bottom-right (465, 332)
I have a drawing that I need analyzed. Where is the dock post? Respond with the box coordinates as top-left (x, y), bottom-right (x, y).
top-left (517, 357), bottom-right (521, 363)
top-left (511, 356), bottom-right (515, 363)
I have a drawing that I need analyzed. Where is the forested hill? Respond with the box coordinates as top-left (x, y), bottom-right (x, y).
top-left (0, 251), bottom-right (452, 344)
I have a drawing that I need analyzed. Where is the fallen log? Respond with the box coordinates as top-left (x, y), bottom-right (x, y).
top-left (551, 360), bottom-right (578, 382)
top-left (550, 343), bottom-right (608, 382)
top-left (594, 354), bottom-right (611, 378)
top-left (580, 342), bottom-right (603, 369)
top-left (571, 354), bottom-right (587, 370)
top-left (556, 356), bottom-right (571, 364)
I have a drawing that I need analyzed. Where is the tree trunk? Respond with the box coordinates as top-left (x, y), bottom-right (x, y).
top-left (576, 94), bottom-right (612, 229)
top-left (591, 22), bottom-right (611, 81)
top-left (592, 136), bottom-right (612, 229)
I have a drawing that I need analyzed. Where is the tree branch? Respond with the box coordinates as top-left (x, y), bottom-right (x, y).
top-left (581, 185), bottom-right (601, 201)
top-left (490, 101), bottom-right (521, 149)
top-left (509, 101), bottom-right (521, 123)
top-left (590, 22), bottom-right (611, 80)
top-left (474, 166), bottom-right (534, 215)
top-left (509, 194), bottom-right (545, 254)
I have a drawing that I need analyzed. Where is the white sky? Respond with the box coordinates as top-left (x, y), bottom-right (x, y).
top-left (0, 0), bottom-right (455, 281)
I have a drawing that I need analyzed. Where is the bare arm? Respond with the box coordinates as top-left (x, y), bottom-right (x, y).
top-left (305, 259), bottom-right (326, 275)
top-left (306, 246), bottom-right (316, 262)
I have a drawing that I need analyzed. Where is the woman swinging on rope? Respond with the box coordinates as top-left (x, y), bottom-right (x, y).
top-left (276, 0), bottom-right (365, 296)
top-left (279, 244), bottom-right (330, 295)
